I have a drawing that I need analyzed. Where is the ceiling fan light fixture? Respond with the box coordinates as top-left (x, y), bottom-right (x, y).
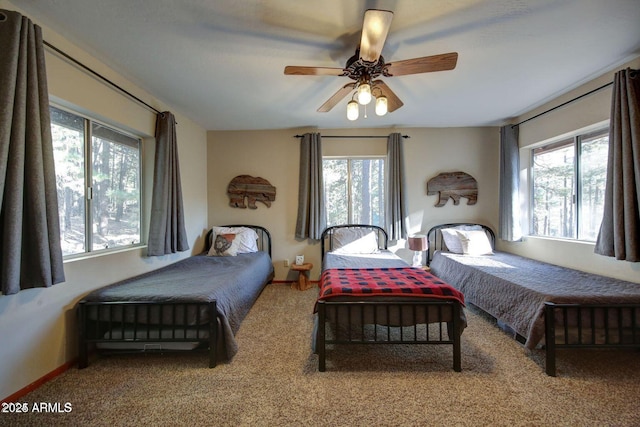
top-left (357, 82), bottom-right (372, 105)
top-left (347, 100), bottom-right (359, 120)
top-left (375, 96), bottom-right (388, 116)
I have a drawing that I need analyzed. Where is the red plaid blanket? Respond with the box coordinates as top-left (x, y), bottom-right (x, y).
top-left (318, 267), bottom-right (465, 306)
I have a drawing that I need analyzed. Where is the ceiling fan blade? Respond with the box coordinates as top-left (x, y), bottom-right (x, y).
top-left (359, 9), bottom-right (393, 63)
top-left (284, 66), bottom-right (346, 76)
top-left (317, 83), bottom-right (356, 112)
top-left (372, 80), bottom-right (403, 112)
top-left (386, 52), bottom-right (458, 76)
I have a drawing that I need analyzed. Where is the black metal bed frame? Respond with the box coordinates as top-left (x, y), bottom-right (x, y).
top-left (427, 223), bottom-right (640, 376)
top-left (77, 224), bottom-right (271, 369)
top-left (78, 301), bottom-right (218, 368)
top-left (317, 224), bottom-right (464, 372)
top-left (317, 300), bottom-right (463, 372)
top-left (544, 302), bottom-right (640, 376)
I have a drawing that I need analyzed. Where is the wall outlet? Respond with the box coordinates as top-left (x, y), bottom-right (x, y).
top-left (284, 259), bottom-right (289, 267)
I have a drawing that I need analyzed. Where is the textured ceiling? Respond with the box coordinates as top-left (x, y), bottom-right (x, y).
top-left (10, 0), bottom-right (640, 130)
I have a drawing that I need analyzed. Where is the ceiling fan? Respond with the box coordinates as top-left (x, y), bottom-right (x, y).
top-left (284, 9), bottom-right (458, 119)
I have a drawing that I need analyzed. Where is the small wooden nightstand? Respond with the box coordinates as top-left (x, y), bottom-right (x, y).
top-left (290, 262), bottom-right (313, 291)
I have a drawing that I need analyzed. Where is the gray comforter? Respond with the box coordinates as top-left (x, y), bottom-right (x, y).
top-left (430, 250), bottom-right (640, 349)
top-left (323, 250), bottom-right (410, 269)
top-left (83, 251), bottom-right (274, 360)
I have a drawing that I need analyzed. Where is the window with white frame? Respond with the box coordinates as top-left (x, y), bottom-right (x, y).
top-left (530, 128), bottom-right (608, 241)
top-left (50, 105), bottom-right (142, 256)
top-left (323, 157), bottom-right (385, 228)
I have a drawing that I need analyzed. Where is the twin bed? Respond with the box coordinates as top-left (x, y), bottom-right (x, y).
top-left (78, 225), bottom-right (274, 368)
top-left (314, 225), bottom-right (467, 372)
top-left (427, 223), bottom-right (640, 376)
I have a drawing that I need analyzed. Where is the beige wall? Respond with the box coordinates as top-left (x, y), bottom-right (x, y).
top-left (208, 126), bottom-right (499, 281)
top-left (499, 57), bottom-right (640, 283)
top-left (0, 1), bottom-right (208, 400)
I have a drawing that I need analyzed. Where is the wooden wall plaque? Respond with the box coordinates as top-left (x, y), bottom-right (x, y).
top-left (426, 171), bottom-right (478, 207)
top-left (227, 175), bottom-right (276, 209)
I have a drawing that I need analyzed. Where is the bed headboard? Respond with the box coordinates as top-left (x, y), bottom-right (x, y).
top-left (205, 225), bottom-right (272, 258)
top-left (320, 224), bottom-right (388, 261)
top-left (426, 223), bottom-right (495, 266)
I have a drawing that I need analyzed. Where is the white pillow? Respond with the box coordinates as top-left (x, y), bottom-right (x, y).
top-left (440, 228), bottom-right (464, 254)
top-left (208, 231), bottom-right (241, 256)
top-left (332, 229), bottom-right (379, 254)
top-left (440, 225), bottom-right (486, 254)
top-left (234, 228), bottom-right (259, 253)
top-left (456, 229), bottom-right (494, 256)
top-left (208, 226), bottom-right (258, 256)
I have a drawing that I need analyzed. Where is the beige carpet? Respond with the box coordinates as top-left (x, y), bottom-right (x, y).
top-left (2, 284), bottom-right (639, 426)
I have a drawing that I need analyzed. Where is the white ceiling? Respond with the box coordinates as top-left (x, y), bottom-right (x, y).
top-left (11, 0), bottom-right (640, 131)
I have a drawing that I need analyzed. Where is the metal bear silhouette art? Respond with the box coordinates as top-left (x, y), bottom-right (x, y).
top-left (427, 171), bottom-right (478, 207)
top-left (227, 175), bottom-right (276, 209)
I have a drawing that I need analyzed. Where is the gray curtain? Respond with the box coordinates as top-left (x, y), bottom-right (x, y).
top-left (498, 124), bottom-right (522, 241)
top-left (386, 132), bottom-right (407, 240)
top-left (0, 10), bottom-right (65, 295)
top-left (295, 132), bottom-right (326, 240)
top-left (147, 112), bottom-right (189, 256)
top-left (594, 68), bottom-right (640, 262)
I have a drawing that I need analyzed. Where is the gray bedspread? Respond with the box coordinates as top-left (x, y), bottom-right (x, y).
top-left (323, 250), bottom-right (410, 269)
top-left (83, 251), bottom-right (274, 360)
top-left (430, 250), bottom-right (640, 349)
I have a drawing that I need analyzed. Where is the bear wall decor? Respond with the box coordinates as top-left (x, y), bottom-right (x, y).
top-left (227, 175), bottom-right (276, 209)
top-left (426, 171), bottom-right (478, 207)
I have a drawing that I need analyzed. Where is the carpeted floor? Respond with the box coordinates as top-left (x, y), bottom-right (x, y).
top-left (2, 284), bottom-right (639, 426)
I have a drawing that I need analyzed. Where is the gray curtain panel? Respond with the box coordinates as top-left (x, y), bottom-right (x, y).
top-left (499, 124), bottom-right (522, 241)
top-left (595, 68), bottom-right (640, 262)
top-left (386, 132), bottom-right (407, 240)
top-left (0, 10), bottom-right (65, 295)
top-left (295, 132), bottom-right (326, 240)
top-left (147, 112), bottom-right (189, 256)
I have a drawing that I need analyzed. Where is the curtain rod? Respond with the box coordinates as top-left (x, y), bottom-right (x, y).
top-left (43, 40), bottom-right (162, 116)
top-left (512, 81), bottom-right (613, 128)
top-left (293, 134), bottom-right (410, 139)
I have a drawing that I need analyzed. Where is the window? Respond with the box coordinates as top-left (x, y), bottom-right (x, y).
top-left (50, 106), bottom-right (142, 256)
top-left (323, 157), bottom-right (385, 228)
top-left (530, 128), bottom-right (608, 241)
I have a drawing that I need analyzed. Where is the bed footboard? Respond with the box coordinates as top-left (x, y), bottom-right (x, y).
top-left (317, 300), bottom-right (463, 372)
top-left (544, 302), bottom-right (640, 376)
top-left (78, 300), bottom-right (218, 369)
